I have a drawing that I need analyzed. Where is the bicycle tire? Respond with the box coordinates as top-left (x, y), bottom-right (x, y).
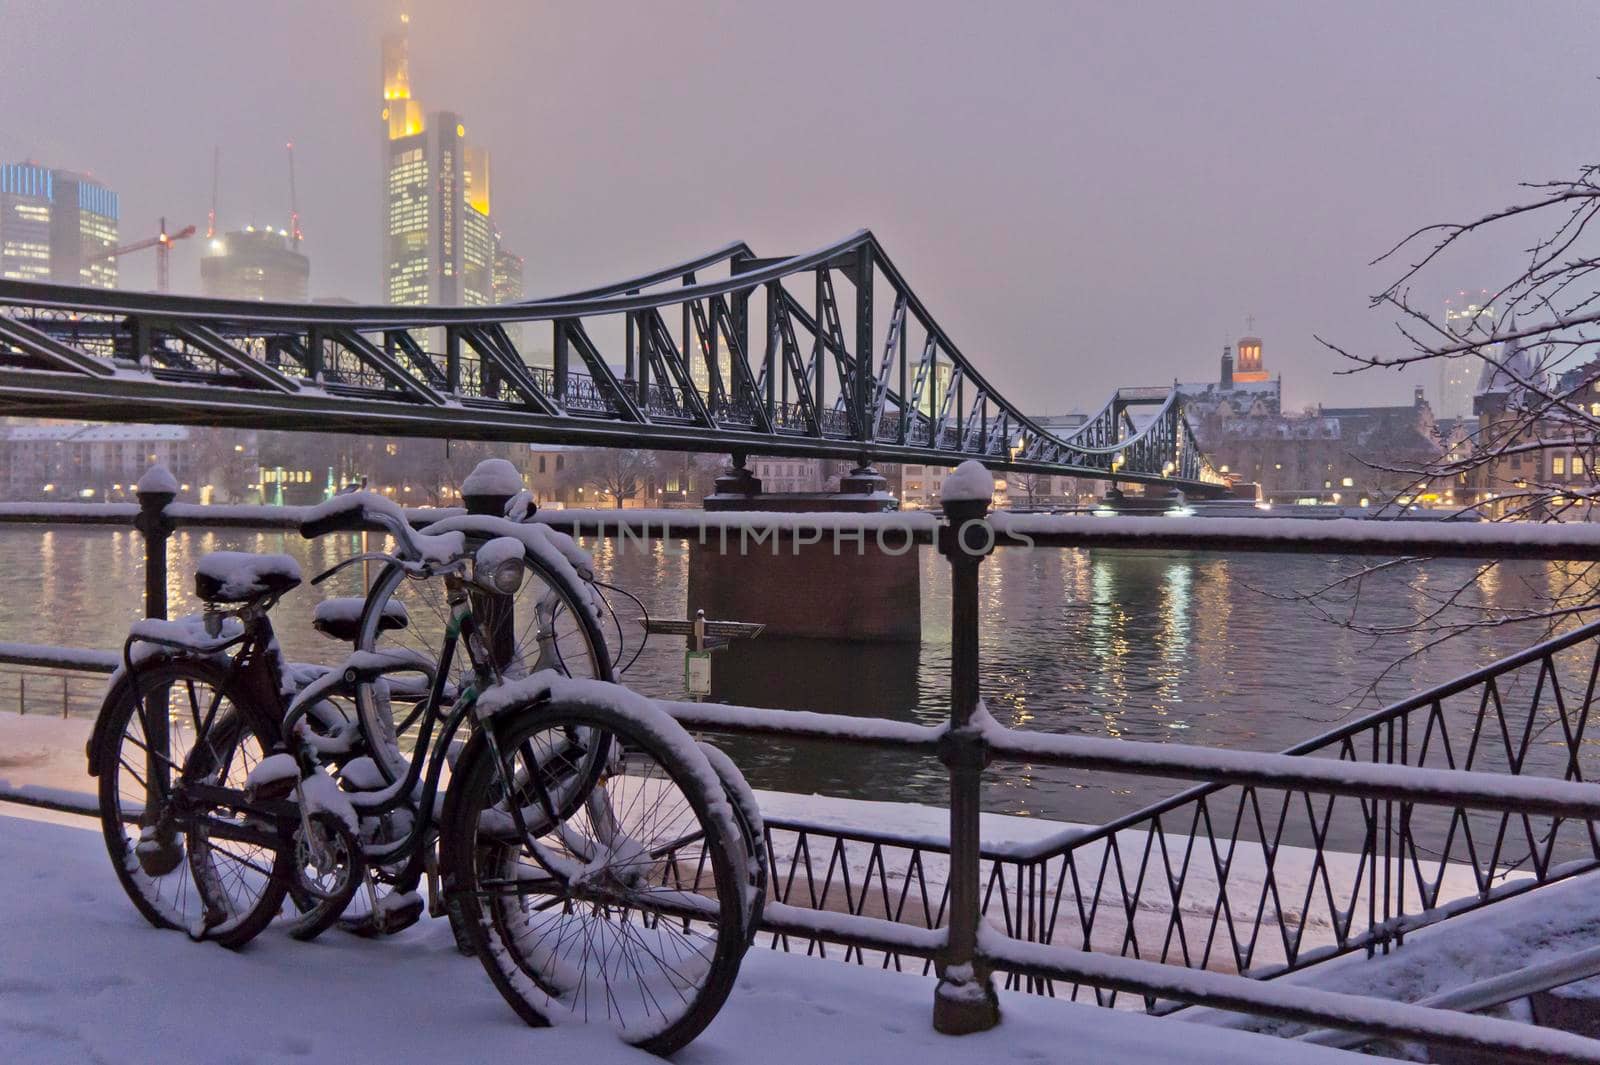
top-left (93, 656), bottom-right (291, 946)
top-left (441, 692), bottom-right (747, 1055)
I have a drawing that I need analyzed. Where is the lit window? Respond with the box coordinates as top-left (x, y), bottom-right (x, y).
top-left (1554, 456), bottom-right (1567, 476)
top-left (1341, 476), bottom-right (1354, 488)
top-left (1577, 456), bottom-right (1588, 476)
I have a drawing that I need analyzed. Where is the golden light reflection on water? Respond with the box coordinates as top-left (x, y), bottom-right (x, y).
top-left (2, 530), bottom-right (1592, 829)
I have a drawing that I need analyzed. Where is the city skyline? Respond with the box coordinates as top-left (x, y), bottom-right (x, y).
top-left (0, 0), bottom-right (1595, 412)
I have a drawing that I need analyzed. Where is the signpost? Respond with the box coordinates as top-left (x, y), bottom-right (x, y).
top-left (643, 610), bottom-right (765, 701)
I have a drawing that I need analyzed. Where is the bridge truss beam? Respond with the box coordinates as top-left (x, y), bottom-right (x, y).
top-left (0, 231), bottom-right (1227, 494)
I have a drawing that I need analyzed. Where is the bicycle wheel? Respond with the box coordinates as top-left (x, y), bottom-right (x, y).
top-left (698, 741), bottom-right (768, 942)
top-left (442, 695), bottom-right (747, 1055)
top-left (93, 657), bottom-right (291, 946)
top-left (353, 548), bottom-right (612, 784)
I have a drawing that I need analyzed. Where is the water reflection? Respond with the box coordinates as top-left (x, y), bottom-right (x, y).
top-left (1, 529), bottom-right (1588, 832)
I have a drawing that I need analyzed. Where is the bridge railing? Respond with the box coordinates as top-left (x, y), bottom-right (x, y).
top-left (6, 486), bottom-right (1600, 1058)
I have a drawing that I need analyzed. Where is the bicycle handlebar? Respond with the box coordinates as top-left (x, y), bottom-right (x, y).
top-left (300, 492), bottom-right (429, 559)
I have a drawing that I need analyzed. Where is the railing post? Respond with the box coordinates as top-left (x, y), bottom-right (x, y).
top-left (462, 458), bottom-right (519, 671)
top-left (934, 475), bottom-right (1000, 1034)
top-left (134, 464), bottom-right (179, 875)
top-left (134, 465), bottom-right (177, 623)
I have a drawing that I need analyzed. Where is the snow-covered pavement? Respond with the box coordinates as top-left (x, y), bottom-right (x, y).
top-left (0, 806), bottom-right (1365, 1064)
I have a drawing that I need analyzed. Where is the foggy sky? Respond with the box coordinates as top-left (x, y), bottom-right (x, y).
top-left (2, 0), bottom-right (1596, 412)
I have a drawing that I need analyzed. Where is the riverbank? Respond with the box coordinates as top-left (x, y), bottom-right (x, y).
top-left (0, 807), bottom-right (1368, 1065)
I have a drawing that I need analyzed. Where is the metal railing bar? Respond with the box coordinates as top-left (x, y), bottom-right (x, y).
top-left (980, 929), bottom-right (1600, 1064)
top-left (1300, 942), bottom-right (1600, 1051)
top-left (981, 725), bottom-right (1600, 820)
top-left (661, 699), bottom-right (942, 751)
top-left (0, 642), bottom-right (118, 673)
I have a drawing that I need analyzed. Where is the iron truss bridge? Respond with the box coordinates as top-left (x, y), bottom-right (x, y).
top-left (0, 230), bottom-right (1226, 493)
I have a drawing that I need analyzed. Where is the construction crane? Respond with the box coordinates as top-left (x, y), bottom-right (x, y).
top-left (207, 147), bottom-right (220, 239)
top-left (88, 217), bottom-right (196, 293)
top-left (285, 142), bottom-right (302, 250)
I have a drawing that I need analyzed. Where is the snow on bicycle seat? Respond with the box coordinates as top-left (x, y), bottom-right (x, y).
top-left (194, 551), bottom-right (303, 604)
top-left (312, 596), bottom-right (409, 642)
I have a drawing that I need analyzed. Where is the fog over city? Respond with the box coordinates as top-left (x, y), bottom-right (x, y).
top-left (1, 0), bottom-right (1596, 410)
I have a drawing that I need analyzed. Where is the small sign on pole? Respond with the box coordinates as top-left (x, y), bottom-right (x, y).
top-left (685, 650), bottom-right (713, 697)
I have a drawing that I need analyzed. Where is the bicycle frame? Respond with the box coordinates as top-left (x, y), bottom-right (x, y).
top-left (116, 553), bottom-right (599, 903)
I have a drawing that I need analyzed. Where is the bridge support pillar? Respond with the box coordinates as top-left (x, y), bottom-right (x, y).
top-left (690, 458), bottom-right (919, 641)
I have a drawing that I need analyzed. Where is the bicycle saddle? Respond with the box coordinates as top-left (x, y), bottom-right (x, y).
top-left (195, 551), bottom-right (303, 604)
top-left (311, 596), bottom-right (409, 643)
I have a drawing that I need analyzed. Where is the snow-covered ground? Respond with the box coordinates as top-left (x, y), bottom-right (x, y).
top-left (0, 712), bottom-right (1507, 981)
top-left (0, 806), bottom-right (1368, 1064)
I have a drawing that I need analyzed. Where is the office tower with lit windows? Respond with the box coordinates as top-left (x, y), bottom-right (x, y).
top-left (1438, 289), bottom-right (1495, 421)
top-left (0, 163), bottom-right (118, 288)
top-left (381, 15), bottom-right (498, 306)
top-left (493, 237), bottom-right (526, 345)
top-left (492, 239), bottom-right (524, 306)
top-left (201, 227), bottom-right (310, 302)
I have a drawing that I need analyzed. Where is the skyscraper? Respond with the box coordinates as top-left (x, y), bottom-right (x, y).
top-left (200, 226), bottom-right (310, 302)
top-left (492, 240), bottom-right (524, 306)
top-left (380, 14), bottom-right (496, 306)
top-left (493, 236), bottom-right (525, 345)
top-left (1438, 289), bottom-right (1494, 421)
top-left (0, 163), bottom-right (118, 288)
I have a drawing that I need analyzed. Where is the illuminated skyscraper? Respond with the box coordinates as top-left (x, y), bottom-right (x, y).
top-left (1439, 289), bottom-right (1494, 421)
top-left (493, 236), bottom-right (525, 345)
top-left (492, 240), bottom-right (524, 306)
top-left (0, 163), bottom-right (118, 288)
top-left (381, 15), bottom-right (496, 306)
top-left (200, 227), bottom-right (310, 302)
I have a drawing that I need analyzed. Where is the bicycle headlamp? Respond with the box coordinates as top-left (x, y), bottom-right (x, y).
top-left (474, 537), bottom-right (526, 595)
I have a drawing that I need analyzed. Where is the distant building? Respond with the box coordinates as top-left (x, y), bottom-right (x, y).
top-left (0, 422), bottom-right (258, 503)
top-left (1437, 289), bottom-right (1495, 420)
top-left (381, 14), bottom-right (498, 307)
top-left (1177, 336), bottom-right (1283, 427)
top-left (1232, 335), bottom-right (1269, 384)
top-left (200, 228), bottom-right (310, 302)
top-left (0, 163), bottom-right (118, 288)
top-left (1181, 334), bottom-right (1446, 505)
top-left (493, 240), bottom-right (524, 305)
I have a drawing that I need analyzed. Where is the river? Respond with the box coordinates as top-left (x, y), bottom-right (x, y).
top-left (3, 525), bottom-right (1590, 838)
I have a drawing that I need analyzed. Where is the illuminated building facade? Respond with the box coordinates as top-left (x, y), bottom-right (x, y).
top-left (0, 164), bottom-right (118, 288)
top-left (381, 16), bottom-right (497, 306)
top-left (1438, 289), bottom-right (1494, 421)
top-left (492, 241), bottom-right (524, 305)
top-left (200, 227), bottom-right (310, 302)
top-left (1232, 335), bottom-right (1269, 384)
top-left (493, 239), bottom-right (526, 346)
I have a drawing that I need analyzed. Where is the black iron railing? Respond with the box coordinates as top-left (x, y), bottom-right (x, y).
top-left (6, 483), bottom-right (1600, 1059)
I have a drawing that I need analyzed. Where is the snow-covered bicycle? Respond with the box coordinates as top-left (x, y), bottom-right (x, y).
top-left (89, 483), bottom-right (765, 1053)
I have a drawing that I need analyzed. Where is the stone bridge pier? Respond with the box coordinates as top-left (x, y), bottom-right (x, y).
top-left (687, 458), bottom-right (922, 642)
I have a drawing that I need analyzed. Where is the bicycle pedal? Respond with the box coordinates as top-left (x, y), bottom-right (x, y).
top-left (245, 777), bottom-right (298, 803)
top-left (134, 834), bottom-right (183, 878)
top-left (244, 752), bottom-right (301, 802)
top-left (340, 891), bottom-right (424, 938)
top-left (380, 893), bottom-right (425, 934)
